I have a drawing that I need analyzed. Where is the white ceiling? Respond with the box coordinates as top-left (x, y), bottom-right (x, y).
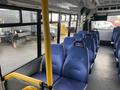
top-left (98, 0), bottom-right (120, 6)
top-left (0, 0), bottom-right (98, 13)
top-left (0, 0), bottom-right (120, 14)
top-left (96, 0), bottom-right (120, 15)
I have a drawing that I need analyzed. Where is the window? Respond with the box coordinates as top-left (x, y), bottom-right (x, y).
top-left (22, 11), bottom-right (37, 23)
top-left (92, 21), bottom-right (114, 30)
top-left (0, 25), bottom-right (37, 75)
top-left (70, 15), bottom-right (77, 36)
top-left (0, 9), bottom-right (19, 24)
top-left (61, 14), bottom-right (66, 21)
top-left (60, 22), bottom-right (69, 43)
top-left (91, 15), bottom-right (120, 30)
top-left (41, 23), bottom-right (58, 54)
top-left (49, 13), bottom-right (52, 22)
top-left (71, 15), bottom-right (75, 21)
top-left (80, 15), bottom-right (86, 30)
top-left (52, 13), bottom-right (59, 22)
top-left (108, 15), bottom-right (120, 28)
top-left (66, 15), bottom-right (70, 21)
top-left (31, 12), bottom-right (37, 22)
top-left (75, 15), bottom-right (77, 21)
top-left (60, 15), bottom-right (70, 43)
top-left (91, 16), bottom-right (120, 41)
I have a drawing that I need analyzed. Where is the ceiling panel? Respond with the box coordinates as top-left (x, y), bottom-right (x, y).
top-left (98, 0), bottom-right (120, 6)
top-left (6, 0), bottom-right (82, 13)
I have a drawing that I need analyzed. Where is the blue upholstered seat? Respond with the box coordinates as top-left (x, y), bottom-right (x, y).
top-left (114, 33), bottom-right (120, 49)
top-left (83, 35), bottom-right (96, 64)
top-left (54, 41), bottom-right (89, 90)
top-left (115, 42), bottom-right (120, 58)
top-left (31, 72), bottom-right (60, 83)
top-left (111, 27), bottom-right (120, 43)
top-left (53, 77), bottom-right (86, 90)
top-left (31, 44), bottom-right (65, 83)
top-left (62, 37), bottom-right (75, 56)
top-left (78, 31), bottom-right (87, 37)
top-left (74, 33), bottom-right (84, 41)
top-left (90, 32), bottom-right (98, 52)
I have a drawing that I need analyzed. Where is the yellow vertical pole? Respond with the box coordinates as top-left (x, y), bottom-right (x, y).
top-left (41, 0), bottom-right (53, 87)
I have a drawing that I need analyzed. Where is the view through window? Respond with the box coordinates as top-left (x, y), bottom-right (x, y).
top-left (0, 9), bottom-right (37, 76)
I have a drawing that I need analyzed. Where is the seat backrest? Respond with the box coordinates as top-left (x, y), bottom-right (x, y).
top-left (112, 27), bottom-right (120, 42)
top-left (114, 31), bottom-right (120, 43)
top-left (118, 46), bottom-right (120, 59)
top-left (115, 35), bottom-right (120, 49)
top-left (94, 31), bottom-right (100, 43)
top-left (90, 33), bottom-right (98, 49)
top-left (62, 37), bottom-right (75, 55)
top-left (62, 41), bottom-right (89, 83)
top-left (78, 31), bottom-right (87, 37)
top-left (74, 33), bottom-right (84, 41)
top-left (42, 44), bottom-right (65, 75)
top-left (116, 42), bottom-right (120, 58)
top-left (83, 36), bottom-right (95, 57)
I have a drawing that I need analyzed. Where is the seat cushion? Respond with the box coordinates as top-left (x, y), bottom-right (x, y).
top-left (53, 77), bottom-right (86, 90)
top-left (31, 72), bottom-right (60, 83)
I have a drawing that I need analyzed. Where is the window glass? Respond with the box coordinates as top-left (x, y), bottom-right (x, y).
top-left (0, 9), bottom-right (19, 23)
top-left (66, 15), bottom-right (70, 21)
top-left (92, 15), bottom-right (120, 30)
top-left (0, 25), bottom-right (37, 75)
top-left (49, 13), bottom-right (52, 22)
top-left (71, 15), bottom-right (75, 21)
top-left (92, 21), bottom-right (114, 30)
top-left (70, 15), bottom-right (77, 36)
top-left (41, 23), bottom-right (58, 54)
top-left (70, 21), bottom-right (76, 36)
top-left (31, 12), bottom-right (37, 22)
top-left (61, 14), bottom-right (66, 21)
top-left (60, 22), bottom-right (69, 43)
top-left (22, 11), bottom-right (37, 23)
top-left (75, 15), bottom-right (77, 21)
top-left (52, 13), bottom-right (59, 22)
top-left (80, 15), bottom-right (86, 30)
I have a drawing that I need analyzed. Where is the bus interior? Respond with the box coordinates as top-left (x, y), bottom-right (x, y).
top-left (0, 0), bottom-right (120, 90)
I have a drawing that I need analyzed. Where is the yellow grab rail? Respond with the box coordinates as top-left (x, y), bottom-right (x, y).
top-left (4, 72), bottom-right (42, 86)
top-left (22, 86), bottom-right (38, 90)
top-left (41, 0), bottom-right (53, 87)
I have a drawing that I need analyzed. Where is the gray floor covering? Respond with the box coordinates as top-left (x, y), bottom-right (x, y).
top-left (87, 46), bottom-right (120, 90)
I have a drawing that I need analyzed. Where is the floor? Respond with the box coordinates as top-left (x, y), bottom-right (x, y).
top-left (87, 46), bottom-right (120, 90)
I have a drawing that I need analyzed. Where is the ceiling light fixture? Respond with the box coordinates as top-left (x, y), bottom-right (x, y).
top-left (56, 2), bottom-right (78, 10)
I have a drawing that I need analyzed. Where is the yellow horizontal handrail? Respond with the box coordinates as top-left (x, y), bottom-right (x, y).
top-left (4, 72), bottom-right (43, 86)
top-left (22, 86), bottom-right (38, 90)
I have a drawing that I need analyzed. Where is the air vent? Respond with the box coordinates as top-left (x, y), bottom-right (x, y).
top-left (111, 7), bottom-right (116, 10)
top-left (118, 6), bottom-right (120, 9)
top-left (98, 8), bottom-right (102, 11)
top-left (104, 7), bottom-right (109, 10)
